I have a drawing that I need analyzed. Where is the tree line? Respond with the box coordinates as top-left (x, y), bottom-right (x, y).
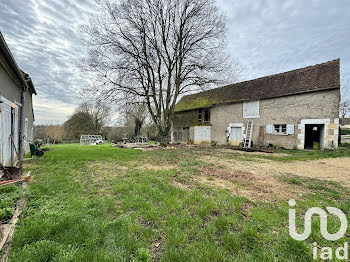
top-left (34, 100), bottom-right (155, 143)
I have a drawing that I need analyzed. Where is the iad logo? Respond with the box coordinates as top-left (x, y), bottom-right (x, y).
top-left (288, 199), bottom-right (347, 241)
top-left (288, 199), bottom-right (348, 260)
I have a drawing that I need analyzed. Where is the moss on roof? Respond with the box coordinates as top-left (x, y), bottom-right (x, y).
top-left (175, 59), bottom-right (340, 112)
top-left (175, 96), bottom-right (218, 112)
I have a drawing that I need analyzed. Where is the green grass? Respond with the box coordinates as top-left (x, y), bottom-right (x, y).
top-left (0, 185), bottom-right (25, 223)
top-left (7, 144), bottom-right (350, 261)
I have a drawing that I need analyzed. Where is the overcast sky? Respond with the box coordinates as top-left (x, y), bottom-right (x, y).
top-left (1, 0), bottom-right (349, 124)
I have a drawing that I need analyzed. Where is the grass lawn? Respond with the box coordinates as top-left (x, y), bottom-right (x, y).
top-left (7, 144), bottom-right (350, 261)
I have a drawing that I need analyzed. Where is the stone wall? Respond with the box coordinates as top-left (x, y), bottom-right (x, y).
top-left (172, 89), bottom-right (340, 149)
top-left (210, 89), bottom-right (340, 149)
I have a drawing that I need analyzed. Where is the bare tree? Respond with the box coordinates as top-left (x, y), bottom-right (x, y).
top-left (121, 96), bottom-right (148, 137)
top-left (340, 79), bottom-right (350, 118)
top-left (64, 101), bottom-right (111, 139)
top-left (77, 101), bottom-right (111, 133)
top-left (81, 0), bottom-right (241, 145)
top-left (123, 101), bottom-right (148, 137)
top-left (45, 125), bottom-right (65, 144)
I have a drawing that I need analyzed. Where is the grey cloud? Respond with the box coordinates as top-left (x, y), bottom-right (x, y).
top-left (1, 0), bottom-right (349, 124)
top-left (218, 0), bottom-right (350, 84)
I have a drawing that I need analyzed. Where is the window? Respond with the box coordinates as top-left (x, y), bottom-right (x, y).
top-left (198, 109), bottom-right (210, 125)
top-left (266, 124), bottom-right (294, 135)
top-left (198, 110), bottom-right (202, 125)
top-left (204, 109), bottom-right (210, 124)
top-left (243, 101), bottom-right (259, 118)
top-left (274, 124), bottom-right (287, 134)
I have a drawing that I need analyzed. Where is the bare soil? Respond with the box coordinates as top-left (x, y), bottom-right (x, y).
top-left (196, 153), bottom-right (350, 201)
top-left (195, 164), bottom-right (302, 201)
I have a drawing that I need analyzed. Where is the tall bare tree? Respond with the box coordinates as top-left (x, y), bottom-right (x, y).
top-left (81, 0), bottom-right (241, 145)
top-left (340, 79), bottom-right (350, 118)
top-left (78, 101), bottom-right (111, 133)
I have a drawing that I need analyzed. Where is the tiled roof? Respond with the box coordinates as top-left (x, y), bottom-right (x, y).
top-left (175, 59), bottom-right (340, 112)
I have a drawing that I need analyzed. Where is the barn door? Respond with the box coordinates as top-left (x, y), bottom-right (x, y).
top-left (0, 97), bottom-right (19, 166)
top-left (1, 101), bottom-right (12, 165)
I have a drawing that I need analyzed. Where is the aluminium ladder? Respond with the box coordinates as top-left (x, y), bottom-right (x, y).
top-left (243, 120), bottom-right (254, 148)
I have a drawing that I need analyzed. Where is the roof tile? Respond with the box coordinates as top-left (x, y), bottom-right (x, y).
top-left (175, 59), bottom-right (340, 112)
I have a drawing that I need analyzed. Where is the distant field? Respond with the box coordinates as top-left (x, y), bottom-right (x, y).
top-left (7, 144), bottom-right (350, 261)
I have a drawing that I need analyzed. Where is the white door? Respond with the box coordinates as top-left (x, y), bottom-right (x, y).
top-left (0, 97), bottom-right (19, 166)
top-left (229, 127), bottom-right (243, 146)
top-left (193, 126), bottom-right (211, 143)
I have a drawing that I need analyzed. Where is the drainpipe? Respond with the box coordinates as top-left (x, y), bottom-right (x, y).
top-left (18, 79), bottom-right (30, 171)
top-left (10, 106), bottom-right (14, 166)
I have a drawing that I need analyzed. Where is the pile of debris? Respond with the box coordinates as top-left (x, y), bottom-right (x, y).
top-left (111, 136), bottom-right (160, 149)
top-left (117, 143), bottom-right (159, 149)
top-left (0, 164), bottom-right (32, 185)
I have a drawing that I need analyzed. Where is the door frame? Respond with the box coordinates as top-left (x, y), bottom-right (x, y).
top-left (0, 96), bottom-right (18, 165)
top-left (227, 123), bottom-right (245, 146)
top-left (298, 119), bottom-right (331, 149)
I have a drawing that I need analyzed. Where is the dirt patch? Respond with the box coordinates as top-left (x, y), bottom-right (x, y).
top-left (193, 150), bottom-right (350, 200)
top-left (86, 162), bottom-right (129, 182)
top-left (202, 166), bottom-right (255, 181)
top-left (195, 165), bottom-right (305, 201)
top-left (173, 180), bottom-right (190, 190)
top-left (260, 158), bottom-right (350, 187)
top-left (82, 162), bottom-right (131, 196)
top-left (207, 148), bottom-right (289, 158)
top-left (204, 156), bottom-right (350, 187)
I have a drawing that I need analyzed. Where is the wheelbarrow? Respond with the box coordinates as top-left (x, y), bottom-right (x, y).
top-left (29, 142), bottom-right (44, 157)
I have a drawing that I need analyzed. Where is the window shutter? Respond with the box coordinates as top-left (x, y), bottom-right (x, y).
top-left (287, 124), bottom-right (294, 135)
top-left (243, 101), bottom-right (259, 118)
top-left (266, 125), bottom-right (274, 134)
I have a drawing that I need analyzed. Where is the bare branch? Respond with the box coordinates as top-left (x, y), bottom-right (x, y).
top-left (80, 0), bottom-right (242, 144)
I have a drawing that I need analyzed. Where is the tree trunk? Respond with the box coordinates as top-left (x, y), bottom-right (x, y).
top-left (158, 129), bottom-right (168, 147)
top-left (158, 135), bottom-right (168, 147)
top-left (134, 119), bottom-right (143, 137)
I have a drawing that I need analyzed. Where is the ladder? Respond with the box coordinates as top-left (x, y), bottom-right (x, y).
top-left (243, 120), bottom-right (254, 148)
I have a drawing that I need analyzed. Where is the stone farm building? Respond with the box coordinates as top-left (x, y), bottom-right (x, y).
top-left (0, 32), bottom-right (36, 166)
top-left (171, 59), bottom-right (340, 150)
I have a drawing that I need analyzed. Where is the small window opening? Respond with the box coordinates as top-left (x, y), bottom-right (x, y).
top-left (198, 110), bottom-right (202, 125)
top-left (274, 124), bottom-right (287, 134)
top-left (204, 109), bottom-right (210, 124)
top-left (198, 109), bottom-right (210, 125)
